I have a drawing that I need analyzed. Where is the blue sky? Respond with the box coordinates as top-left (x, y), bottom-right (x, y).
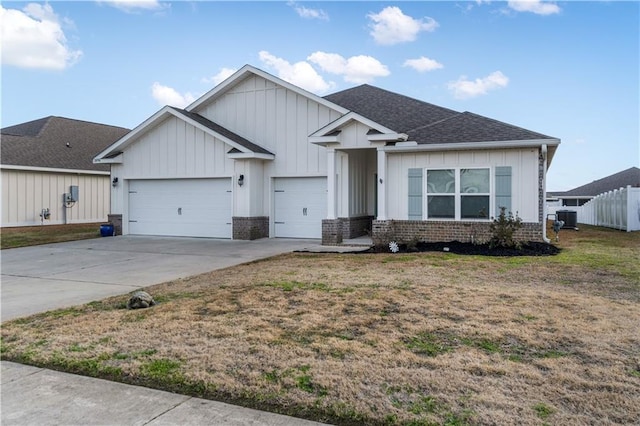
top-left (1, 1), bottom-right (638, 191)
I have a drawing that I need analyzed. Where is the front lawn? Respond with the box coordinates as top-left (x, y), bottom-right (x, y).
top-left (1, 225), bottom-right (638, 425)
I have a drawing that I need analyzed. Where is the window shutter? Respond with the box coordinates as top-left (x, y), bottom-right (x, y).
top-left (408, 168), bottom-right (423, 220)
top-left (495, 166), bottom-right (512, 214)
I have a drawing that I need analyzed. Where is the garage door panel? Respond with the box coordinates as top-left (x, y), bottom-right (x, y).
top-left (274, 177), bottom-right (326, 239)
top-left (129, 179), bottom-right (231, 238)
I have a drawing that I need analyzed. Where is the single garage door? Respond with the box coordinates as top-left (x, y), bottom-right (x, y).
top-left (274, 177), bottom-right (326, 238)
top-left (129, 179), bottom-right (232, 238)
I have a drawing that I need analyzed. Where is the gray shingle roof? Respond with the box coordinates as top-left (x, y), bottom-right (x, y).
top-left (324, 84), bottom-right (458, 135)
top-left (410, 112), bottom-right (554, 143)
top-left (553, 167), bottom-right (640, 197)
top-left (171, 108), bottom-right (273, 155)
top-left (1, 116), bottom-right (130, 172)
top-left (324, 84), bottom-right (557, 143)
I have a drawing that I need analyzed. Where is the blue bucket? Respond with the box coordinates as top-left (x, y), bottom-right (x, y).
top-left (100, 224), bottom-right (114, 237)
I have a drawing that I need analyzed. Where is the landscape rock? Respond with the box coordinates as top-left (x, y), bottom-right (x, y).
top-left (127, 291), bottom-right (156, 309)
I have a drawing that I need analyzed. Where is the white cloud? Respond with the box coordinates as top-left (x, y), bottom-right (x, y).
top-left (203, 67), bottom-right (237, 86)
top-left (367, 6), bottom-right (438, 45)
top-left (151, 82), bottom-right (196, 107)
top-left (0, 3), bottom-right (82, 70)
top-left (507, 1), bottom-right (560, 15)
top-left (308, 51), bottom-right (390, 84)
top-left (258, 51), bottom-right (334, 93)
top-left (98, 0), bottom-right (169, 13)
top-left (403, 56), bottom-right (443, 72)
top-left (289, 1), bottom-right (328, 21)
top-left (447, 71), bottom-right (509, 99)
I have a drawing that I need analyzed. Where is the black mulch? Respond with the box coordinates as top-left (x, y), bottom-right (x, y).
top-left (367, 241), bottom-right (560, 256)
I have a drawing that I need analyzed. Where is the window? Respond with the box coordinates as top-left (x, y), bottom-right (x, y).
top-left (425, 167), bottom-right (493, 220)
top-left (460, 168), bottom-right (490, 219)
top-left (426, 169), bottom-right (455, 218)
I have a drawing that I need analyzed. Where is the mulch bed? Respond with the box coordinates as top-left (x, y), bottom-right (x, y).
top-left (369, 241), bottom-right (561, 256)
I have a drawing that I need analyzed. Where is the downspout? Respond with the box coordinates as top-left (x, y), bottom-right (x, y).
top-left (541, 144), bottom-right (550, 243)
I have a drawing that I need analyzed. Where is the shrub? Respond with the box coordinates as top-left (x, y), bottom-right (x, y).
top-left (489, 207), bottom-right (523, 249)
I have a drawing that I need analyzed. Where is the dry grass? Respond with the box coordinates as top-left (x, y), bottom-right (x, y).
top-left (2, 225), bottom-right (639, 425)
top-left (1, 223), bottom-right (102, 249)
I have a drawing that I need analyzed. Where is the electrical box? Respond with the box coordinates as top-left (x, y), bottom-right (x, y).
top-left (70, 185), bottom-right (79, 202)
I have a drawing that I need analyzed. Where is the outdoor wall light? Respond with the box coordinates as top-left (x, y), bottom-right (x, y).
top-left (112, 177), bottom-right (119, 187)
top-left (238, 174), bottom-right (245, 187)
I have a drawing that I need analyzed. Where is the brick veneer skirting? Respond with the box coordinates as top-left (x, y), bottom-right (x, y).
top-left (322, 216), bottom-right (374, 245)
top-left (371, 220), bottom-right (543, 246)
top-left (232, 216), bottom-right (269, 240)
top-left (340, 215), bottom-right (373, 239)
top-left (107, 214), bottom-right (123, 236)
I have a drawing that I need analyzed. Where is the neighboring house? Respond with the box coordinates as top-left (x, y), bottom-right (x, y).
top-left (94, 65), bottom-right (560, 244)
top-left (1, 117), bottom-right (130, 227)
top-left (548, 167), bottom-right (640, 206)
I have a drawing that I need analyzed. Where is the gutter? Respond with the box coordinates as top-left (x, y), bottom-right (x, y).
top-left (541, 144), bottom-right (551, 243)
top-left (382, 138), bottom-right (560, 153)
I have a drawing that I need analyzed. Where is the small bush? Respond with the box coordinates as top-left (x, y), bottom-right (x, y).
top-left (489, 207), bottom-right (523, 249)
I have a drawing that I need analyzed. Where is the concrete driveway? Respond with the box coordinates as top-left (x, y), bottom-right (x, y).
top-left (1, 235), bottom-right (323, 321)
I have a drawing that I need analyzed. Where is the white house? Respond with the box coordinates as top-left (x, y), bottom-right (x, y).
top-left (1, 116), bottom-right (129, 227)
top-left (94, 65), bottom-right (560, 244)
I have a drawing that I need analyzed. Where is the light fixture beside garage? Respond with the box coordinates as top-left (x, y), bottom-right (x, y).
top-left (112, 177), bottom-right (119, 187)
top-left (238, 174), bottom-right (244, 187)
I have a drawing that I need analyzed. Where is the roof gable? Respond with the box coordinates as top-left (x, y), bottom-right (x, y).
top-left (94, 106), bottom-right (273, 163)
top-left (187, 65), bottom-right (349, 116)
top-left (1, 117), bottom-right (129, 172)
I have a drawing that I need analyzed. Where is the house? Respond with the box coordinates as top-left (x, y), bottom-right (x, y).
top-left (1, 117), bottom-right (130, 227)
top-left (94, 65), bottom-right (560, 244)
top-left (548, 167), bottom-right (640, 207)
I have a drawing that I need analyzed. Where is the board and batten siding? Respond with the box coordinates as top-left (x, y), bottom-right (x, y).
top-left (195, 74), bottom-right (344, 219)
top-left (386, 148), bottom-right (540, 223)
top-left (197, 74), bottom-right (343, 176)
top-left (1, 169), bottom-right (110, 227)
top-left (109, 116), bottom-right (235, 215)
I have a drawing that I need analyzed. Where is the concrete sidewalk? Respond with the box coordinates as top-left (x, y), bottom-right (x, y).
top-left (1, 361), bottom-right (326, 425)
top-left (1, 236), bottom-right (364, 425)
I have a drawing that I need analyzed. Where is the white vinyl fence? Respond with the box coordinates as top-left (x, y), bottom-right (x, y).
top-left (549, 186), bottom-right (640, 232)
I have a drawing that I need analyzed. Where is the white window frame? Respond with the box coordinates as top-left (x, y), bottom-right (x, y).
top-left (425, 167), bottom-right (493, 221)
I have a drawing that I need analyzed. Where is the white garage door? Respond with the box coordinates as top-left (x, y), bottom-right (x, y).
top-left (274, 177), bottom-right (326, 238)
top-left (129, 179), bottom-right (232, 238)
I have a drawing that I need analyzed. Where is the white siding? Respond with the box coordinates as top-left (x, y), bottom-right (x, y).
top-left (386, 148), bottom-right (540, 222)
top-left (109, 116), bottom-right (236, 218)
top-left (195, 74), bottom-right (343, 220)
top-left (1, 169), bottom-right (110, 227)
top-left (197, 74), bottom-right (342, 176)
top-left (119, 116), bottom-right (234, 179)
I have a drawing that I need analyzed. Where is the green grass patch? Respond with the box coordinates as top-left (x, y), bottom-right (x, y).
top-left (140, 358), bottom-right (182, 378)
top-left (533, 402), bottom-right (555, 420)
top-left (405, 332), bottom-right (454, 357)
top-left (262, 280), bottom-right (331, 292)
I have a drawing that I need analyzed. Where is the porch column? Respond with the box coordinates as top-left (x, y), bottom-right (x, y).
top-left (327, 148), bottom-right (337, 220)
top-left (377, 147), bottom-right (387, 220)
